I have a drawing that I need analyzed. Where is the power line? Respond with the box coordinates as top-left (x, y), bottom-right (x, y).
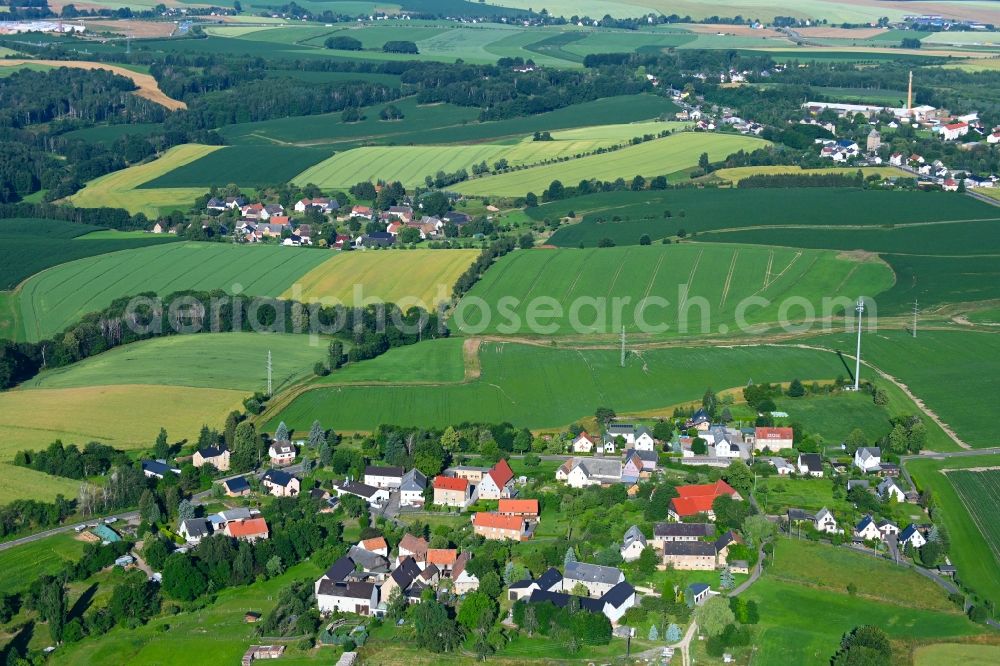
top-left (912, 299), bottom-right (919, 338)
top-left (620, 325), bottom-right (626, 368)
top-left (853, 299), bottom-right (864, 391)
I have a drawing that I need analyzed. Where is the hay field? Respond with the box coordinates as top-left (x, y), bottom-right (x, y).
top-left (284, 249), bottom-right (480, 308)
top-left (454, 132), bottom-right (768, 196)
top-left (16, 243), bottom-right (331, 342)
top-left (0, 384), bottom-right (246, 459)
top-left (0, 59), bottom-right (184, 109)
top-left (67, 144), bottom-right (221, 216)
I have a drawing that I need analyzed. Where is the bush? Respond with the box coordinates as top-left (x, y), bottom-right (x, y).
top-left (325, 36), bottom-right (362, 50)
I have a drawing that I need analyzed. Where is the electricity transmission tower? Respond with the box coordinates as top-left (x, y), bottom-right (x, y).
top-left (853, 299), bottom-right (864, 391)
top-left (620, 326), bottom-right (626, 368)
top-left (912, 300), bottom-right (919, 338)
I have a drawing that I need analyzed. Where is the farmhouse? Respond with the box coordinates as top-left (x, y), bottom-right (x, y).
top-left (399, 468), bottom-right (427, 507)
top-left (684, 409), bottom-right (711, 431)
top-left (268, 442), bottom-right (296, 466)
top-left (557, 457), bottom-right (623, 487)
top-left (357, 537), bottom-right (389, 557)
top-left (854, 447), bottom-right (882, 473)
top-left (452, 553), bottom-right (480, 594)
top-left (605, 424), bottom-right (656, 451)
top-left (261, 469), bottom-right (300, 497)
top-left (669, 480), bottom-right (741, 520)
top-left (364, 465), bottom-right (404, 489)
top-left (498, 499), bottom-right (539, 518)
top-left (193, 445), bottom-right (230, 471)
top-left (652, 523), bottom-right (715, 550)
top-left (662, 541), bottom-right (717, 570)
top-left (527, 581), bottom-right (636, 625)
top-left (563, 561), bottom-right (625, 598)
top-left (508, 567), bottom-right (564, 601)
top-left (797, 453), bottom-right (824, 477)
top-left (625, 448), bottom-right (658, 471)
top-left (471, 512), bottom-right (531, 541)
top-left (754, 427), bottom-right (794, 451)
top-left (714, 530), bottom-right (741, 563)
top-left (225, 518), bottom-right (270, 543)
top-left (316, 581), bottom-right (378, 616)
top-left (432, 475), bottom-right (474, 508)
top-left (620, 525), bottom-right (647, 562)
top-left (477, 459), bottom-right (515, 500)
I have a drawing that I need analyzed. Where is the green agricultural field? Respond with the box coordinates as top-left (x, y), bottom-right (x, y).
top-left (24, 333), bottom-right (328, 393)
top-left (267, 340), bottom-right (867, 432)
top-left (453, 132), bottom-right (768, 196)
top-left (946, 469), bottom-right (1000, 566)
top-left (314, 337), bottom-right (467, 385)
top-left (807, 330), bottom-right (1000, 448)
top-left (452, 244), bottom-right (892, 339)
top-left (0, 462), bottom-right (83, 504)
top-left (710, 165), bottom-right (908, 184)
top-left (915, 644), bottom-right (1000, 666)
top-left (0, 384), bottom-right (246, 458)
top-left (139, 145), bottom-right (332, 188)
top-left (67, 144), bottom-right (220, 217)
top-left (14, 243), bottom-right (331, 342)
top-left (540, 188), bottom-right (995, 247)
top-left (283, 248), bottom-right (479, 308)
top-left (877, 254), bottom-right (1000, 314)
top-left (0, 218), bottom-right (177, 291)
top-left (0, 533), bottom-right (85, 595)
top-left (907, 454), bottom-right (1000, 607)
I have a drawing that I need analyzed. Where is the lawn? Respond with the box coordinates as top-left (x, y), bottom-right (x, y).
top-left (452, 132), bottom-right (769, 197)
top-left (54, 560), bottom-right (325, 665)
top-left (283, 248), bottom-right (479, 308)
top-left (15, 242), bottom-right (331, 342)
top-left (907, 454), bottom-right (1000, 605)
top-left (807, 330), bottom-right (1000, 448)
top-left (24, 333), bottom-right (328, 393)
top-left (267, 339), bottom-right (865, 432)
top-left (0, 533), bottom-right (86, 594)
top-left (451, 244), bottom-right (892, 338)
top-left (0, 384), bottom-right (247, 458)
top-left (0, 462), bottom-right (83, 504)
top-left (67, 144), bottom-right (220, 216)
top-left (139, 145), bottom-right (333, 188)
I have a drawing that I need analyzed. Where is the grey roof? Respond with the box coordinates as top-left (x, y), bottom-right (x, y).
top-left (798, 453), bottom-right (823, 472)
top-left (197, 445), bottom-right (227, 458)
top-left (814, 507), bottom-right (835, 522)
top-left (347, 546), bottom-right (390, 573)
top-left (626, 448), bottom-right (658, 462)
top-left (714, 530), bottom-right (739, 550)
top-left (141, 459), bottom-right (176, 476)
top-left (528, 589), bottom-right (603, 614)
top-left (271, 442), bottom-right (295, 454)
top-left (787, 508), bottom-right (815, 522)
top-left (663, 541), bottom-right (716, 557)
top-left (768, 457), bottom-right (793, 468)
top-left (180, 518), bottom-right (211, 538)
top-left (217, 507), bottom-right (253, 523)
top-left (317, 580), bottom-right (376, 600)
top-left (687, 582), bottom-right (710, 595)
top-left (654, 523), bottom-right (716, 538)
top-left (337, 480), bottom-right (381, 498)
top-left (622, 525), bottom-right (646, 547)
top-left (324, 555), bottom-right (357, 582)
top-left (634, 425), bottom-right (653, 439)
top-left (878, 477), bottom-right (904, 494)
top-left (223, 476), bottom-right (250, 492)
top-left (576, 458), bottom-right (623, 479)
top-left (607, 423), bottom-right (636, 435)
top-left (857, 447), bottom-right (881, 460)
top-left (564, 561), bottom-right (623, 586)
top-left (400, 468), bottom-right (427, 492)
top-left (846, 480), bottom-right (870, 490)
top-left (365, 465), bottom-right (404, 478)
top-left (508, 578), bottom-right (536, 590)
top-left (390, 557), bottom-right (422, 589)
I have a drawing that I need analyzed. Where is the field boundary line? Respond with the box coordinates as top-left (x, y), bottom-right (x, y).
top-left (684, 248), bottom-right (704, 294)
top-left (833, 264), bottom-right (860, 293)
top-left (720, 249), bottom-right (739, 309)
top-left (762, 251), bottom-right (802, 291)
top-left (604, 248), bottom-right (629, 299)
top-left (763, 250), bottom-right (773, 290)
top-left (642, 251), bottom-right (667, 302)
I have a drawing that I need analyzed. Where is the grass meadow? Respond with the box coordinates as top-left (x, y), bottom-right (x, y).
top-left (907, 454), bottom-right (1000, 611)
top-left (0, 533), bottom-right (86, 594)
top-left (807, 330), bottom-right (1000, 448)
top-left (67, 144), bottom-right (220, 216)
top-left (283, 248), bottom-right (479, 307)
top-left (14, 243), bottom-right (330, 342)
top-left (914, 644), bottom-right (1000, 665)
top-left (452, 132), bottom-right (768, 196)
top-left (452, 244), bottom-right (892, 338)
top-left (268, 340), bottom-right (863, 431)
top-left (0, 463), bottom-right (83, 504)
top-left (314, 337), bottom-right (467, 385)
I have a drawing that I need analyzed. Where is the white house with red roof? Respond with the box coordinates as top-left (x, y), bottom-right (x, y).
top-left (350, 205), bottom-right (373, 220)
top-left (940, 122), bottom-right (969, 141)
top-left (477, 459), bottom-right (515, 500)
top-left (572, 432), bottom-right (597, 453)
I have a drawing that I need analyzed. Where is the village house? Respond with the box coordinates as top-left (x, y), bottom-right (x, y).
top-left (446, 465), bottom-right (490, 484)
top-left (899, 524), bottom-right (927, 549)
top-left (477, 459), bottom-right (515, 500)
top-left (754, 427), bottom-right (794, 451)
top-left (222, 476), bottom-right (251, 497)
top-left (620, 525), bottom-right (647, 562)
top-left (669, 480), bottom-right (741, 521)
top-left (432, 475), bottom-right (474, 508)
top-left (562, 561), bottom-right (625, 598)
top-left (572, 432), bottom-right (597, 453)
top-left (767, 457), bottom-right (794, 475)
top-left (940, 122), bottom-right (969, 141)
top-left (193, 445), bottom-right (230, 472)
top-left (357, 537), bottom-right (389, 557)
top-left (662, 541), bottom-right (717, 570)
top-left (379, 557), bottom-right (422, 602)
top-left (652, 523), bottom-right (716, 550)
top-left (602, 433), bottom-right (618, 455)
top-left (472, 512), bottom-right (532, 541)
top-left (398, 534), bottom-right (429, 566)
top-left (625, 448), bottom-right (658, 472)
top-left (606, 424), bottom-right (656, 450)
top-left (854, 515), bottom-right (882, 541)
top-left (854, 447), bottom-right (882, 473)
top-left (225, 517), bottom-right (270, 543)
top-left (797, 453), bottom-right (824, 477)
top-left (497, 499), bottom-right (539, 519)
top-left (334, 479), bottom-right (389, 507)
top-left (508, 567), bottom-right (564, 601)
top-left (140, 459), bottom-right (179, 479)
top-left (526, 581), bottom-right (636, 625)
top-left (316, 580), bottom-right (378, 616)
top-left (451, 553), bottom-right (480, 594)
top-left (878, 477), bottom-right (907, 503)
top-left (179, 518), bottom-right (212, 544)
top-left (814, 507), bottom-right (839, 534)
top-left (877, 519), bottom-right (900, 539)
top-left (714, 531), bottom-right (741, 564)
top-left (268, 442), bottom-right (296, 467)
top-left (684, 409), bottom-right (711, 431)
top-left (364, 465), bottom-right (404, 489)
top-left (261, 469), bottom-right (300, 497)
top-left (557, 458), bottom-right (623, 488)
top-left (399, 468), bottom-right (427, 507)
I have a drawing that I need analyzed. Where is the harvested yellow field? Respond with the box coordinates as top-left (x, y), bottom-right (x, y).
top-left (0, 59), bottom-right (185, 110)
top-left (68, 144), bottom-right (220, 216)
top-left (0, 384), bottom-right (246, 459)
top-left (284, 249), bottom-right (480, 308)
top-left (712, 165), bottom-right (909, 184)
